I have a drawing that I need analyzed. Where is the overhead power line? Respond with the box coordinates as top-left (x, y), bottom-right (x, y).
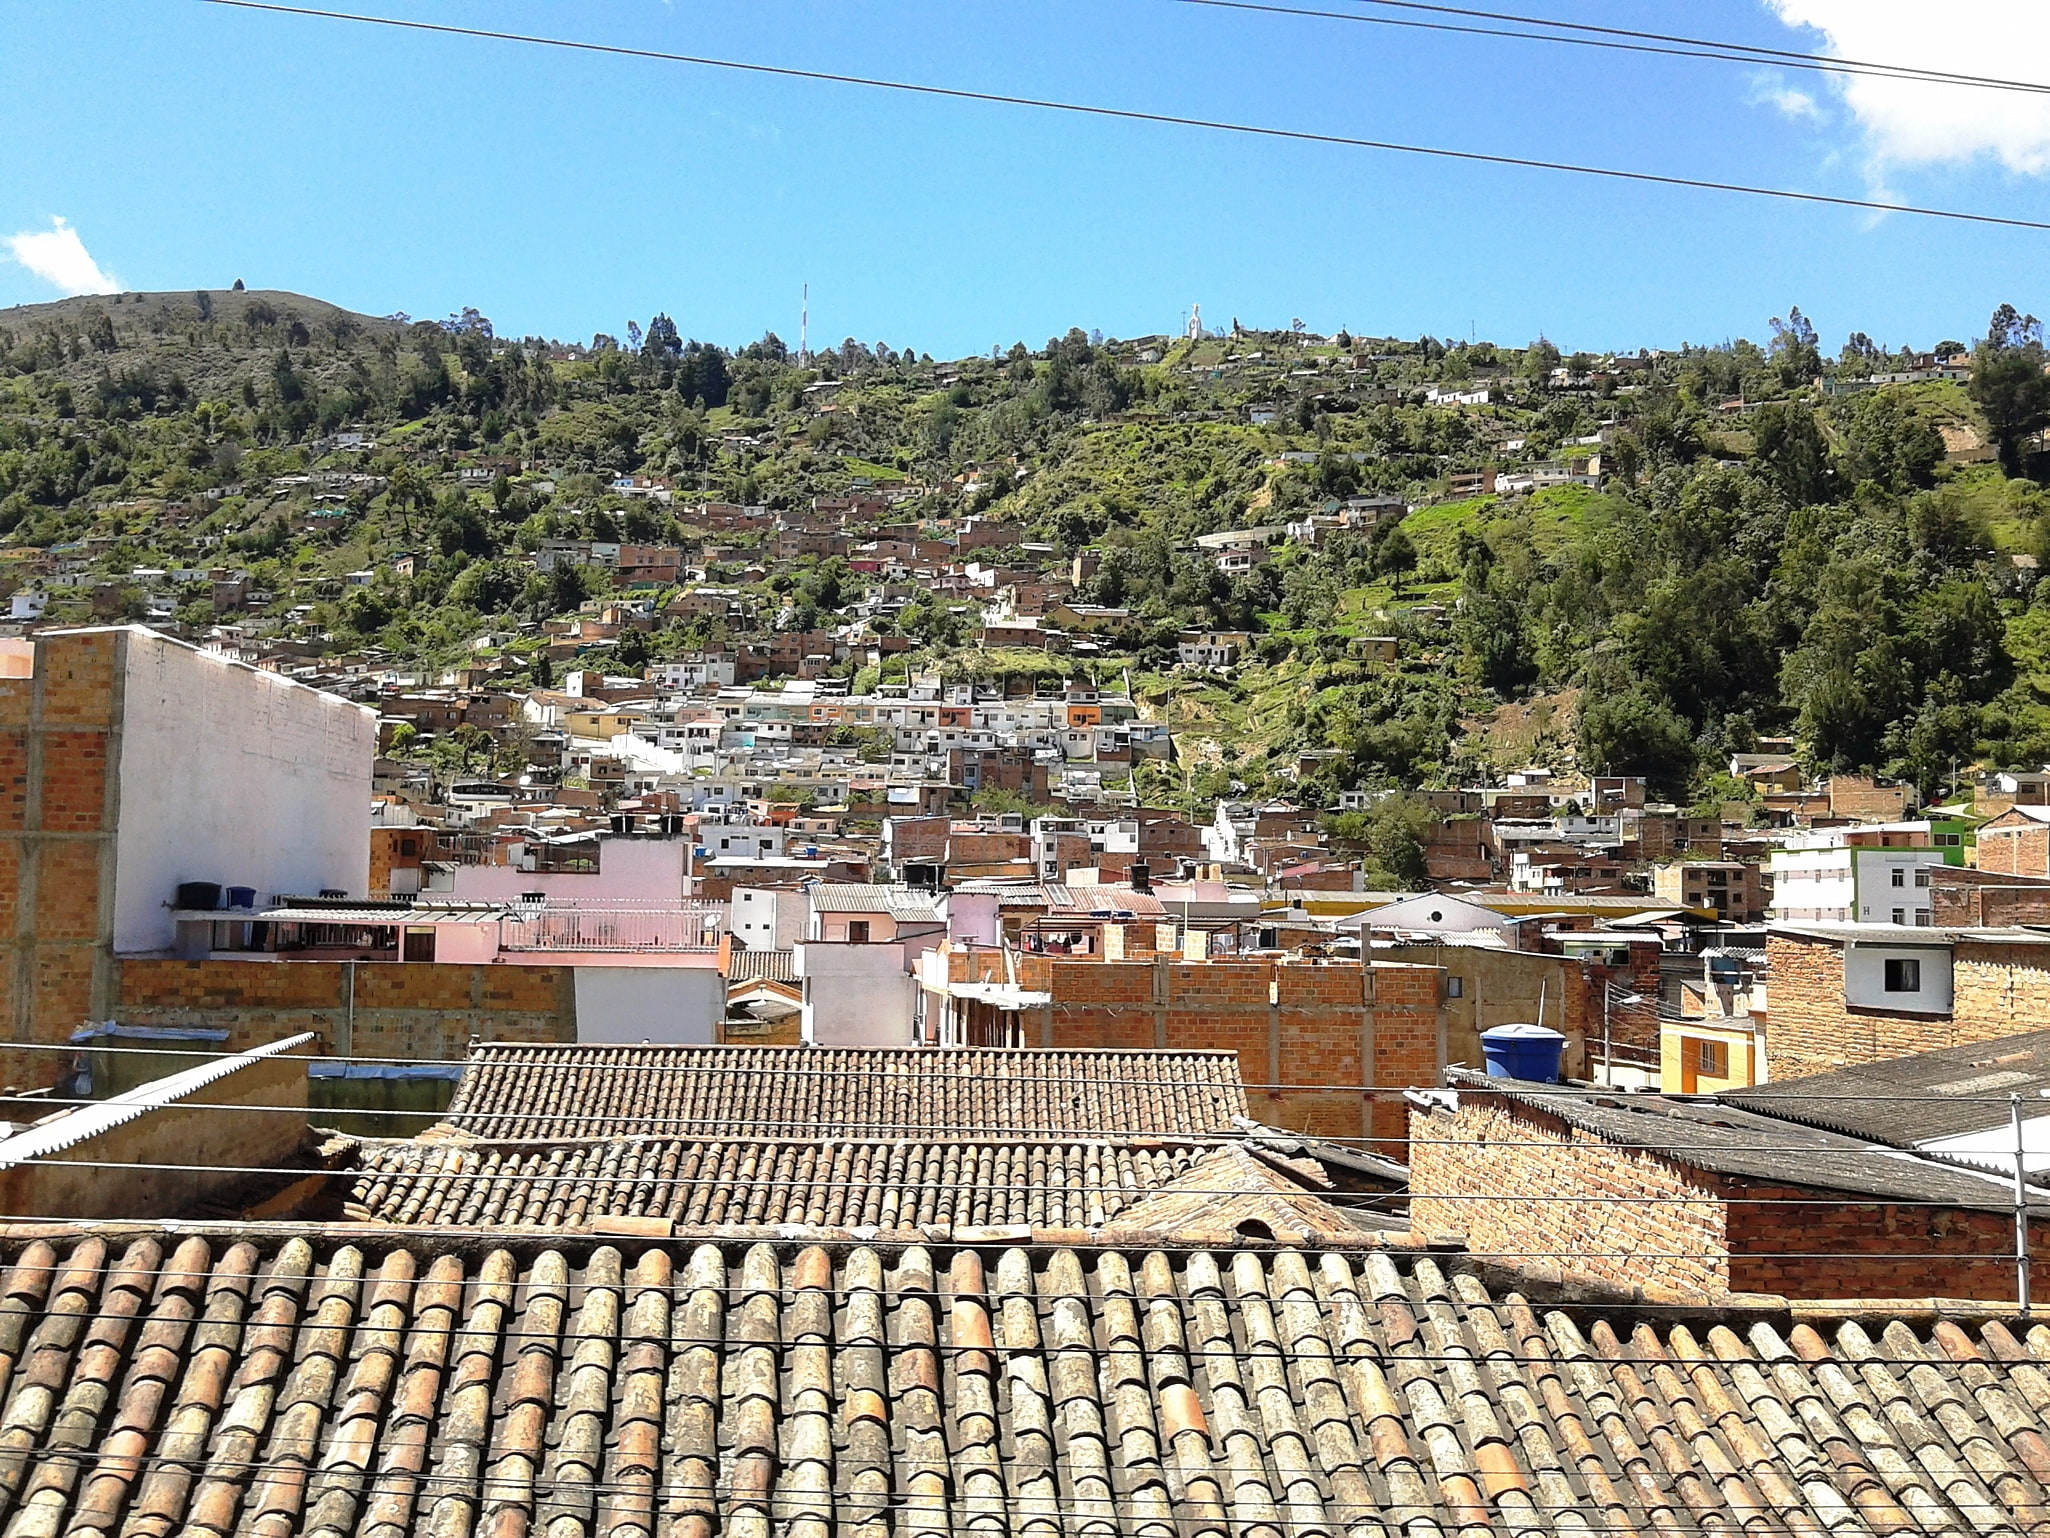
top-left (196, 0), bottom-right (2050, 233)
top-left (1173, 0), bottom-right (2050, 95)
top-left (1327, 0), bottom-right (2050, 96)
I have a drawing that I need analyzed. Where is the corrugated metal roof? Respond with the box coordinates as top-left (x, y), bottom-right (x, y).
top-left (1441, 1067), bottom-right (2050, 1214)
top-left (806, 883), bottom-right (944, 922)
top-left (1043, 883), bottom-right (1167, 919)
top-left (1726, 1027), bottom-right (2050, 1148)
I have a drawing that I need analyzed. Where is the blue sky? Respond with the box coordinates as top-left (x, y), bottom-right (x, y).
top-left (2, 1), bottom-right (2046, 357)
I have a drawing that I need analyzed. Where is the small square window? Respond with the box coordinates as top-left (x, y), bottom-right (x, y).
top-left (1694, 1039), bottom-right (1728, 1076)
top-left (1884, 957), bottom-right (1922, 992)
top-left (1445, 977), bottom-right (1464, 999)
top-left (1914, 869), bottom-right (1931, 887)
top-left (1890, 867), bottom-right (1906, 888)
top-left (1891, 908), bottom-right (1907, 925)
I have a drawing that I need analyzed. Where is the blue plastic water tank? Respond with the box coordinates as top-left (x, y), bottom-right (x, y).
top-left (1480, 1022), bottom-right (1567, 1082)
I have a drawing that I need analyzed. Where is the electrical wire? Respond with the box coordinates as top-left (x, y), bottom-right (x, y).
top-left (191, 0), bottom-right (2050, 232)
top-left (1337, 0), bottom-right (2050, 94)
top-left (44, 1035), bottom-right (2050, 1106)
top-left (60, 1146), bottom-right (2047, 1214)
top-left (18, 1092), bottom-right (2048, 1156)
top-left (1171, 0), bottom-right (2050, 97)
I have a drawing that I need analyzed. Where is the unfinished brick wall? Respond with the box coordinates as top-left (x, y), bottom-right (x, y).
top-left (1978, 826), bottom-right (2050, 877)
top-left (0, 631), bottom-right (123, 1090)
top-left (1034, 957), bottom-right (1442, 1149)
top-left (111, 958), bottom-right (577, 1065)
top-left (1766, 934), bottom-right (1951, 1080)
top-left (1930, 866), bottom-right (2050, 926)
top-left (1407, 1095), bottom-right (1730, 1299)
top-left (1953, 944), bottom-right (2050, 1038)
top-left (1768, 933), bottom-right (2050, 1081)
top-left (1387, 944), bottom-right (1606, 1075)
top-left (1409, 1093), bottom-right (2047, 1302)
top-left (1828, 775), bottom-right (1912, 820)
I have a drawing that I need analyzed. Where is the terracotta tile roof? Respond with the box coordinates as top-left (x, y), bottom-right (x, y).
top-left (344, 1136), bottom-right (1212, 1230)
top-left (1, 1230), bottom-right (2048, 1538)
top-left (721, 947), bottom-right (795, 983)
top-left (443, 1043), bottom-right (1249, 1139)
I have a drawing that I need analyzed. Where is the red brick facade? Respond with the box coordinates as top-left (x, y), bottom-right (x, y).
top-left (1975, 813), bottom-right (2050, 877)
top-left (1930, 865), bottom-right (2050, 926)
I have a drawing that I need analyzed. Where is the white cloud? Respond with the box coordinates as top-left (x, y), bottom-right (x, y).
top-left (1749, 73), bottom-right (1821, 120)
top-left (1765, 2), bottom-right (2050, 173)
top-left (3, 217), bottom-right (118, 296)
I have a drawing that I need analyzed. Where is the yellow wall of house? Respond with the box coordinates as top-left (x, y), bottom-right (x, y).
top-left (1660, 1021), bottom-right (1759, 1094)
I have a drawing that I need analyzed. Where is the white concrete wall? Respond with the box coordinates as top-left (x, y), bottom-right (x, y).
top-left (571, 965), bottom-right (722, 1044)
top-left (1843, 941), bottom-right (1953, 1014)
top-left (1768, 848), bottom-right (1855, 921)
top-left (797, 941), bottom-right (916, 1047)
top-left (1851, 848), bottom-right (1949, 924)
top-left (112, 630), bottom-right (375, 954)
top-left (732, 887), bottom-right (804, 949)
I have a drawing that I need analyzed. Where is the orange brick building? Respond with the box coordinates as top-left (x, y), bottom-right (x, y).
top-left (929, 950), bottom-right (1444, 1149)
top-left (111, 957), bottom-right (577, 1062)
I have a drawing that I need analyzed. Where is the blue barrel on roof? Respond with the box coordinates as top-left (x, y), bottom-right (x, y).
top-left (1480, 1022), bottom-right (1567, 1083)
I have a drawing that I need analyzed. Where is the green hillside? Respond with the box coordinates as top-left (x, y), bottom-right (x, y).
top-left (1, 291), bottom-right (2047, 806)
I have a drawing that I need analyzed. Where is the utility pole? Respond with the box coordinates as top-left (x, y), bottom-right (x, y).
top-left (800, 283), bottom-right (808, 363)
top-left (2016, 1093), bottom-right (2033, 1316)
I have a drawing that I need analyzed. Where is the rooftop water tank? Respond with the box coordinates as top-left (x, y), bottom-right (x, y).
top-left (1480, 1022), bottom-right (1567, 1083)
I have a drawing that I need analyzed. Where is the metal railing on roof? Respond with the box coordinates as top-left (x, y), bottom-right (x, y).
top-left (497, 903), bottom-right (724, 953)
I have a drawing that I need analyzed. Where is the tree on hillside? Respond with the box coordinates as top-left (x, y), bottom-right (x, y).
top-left (1752, 402), bottom-right (1831, 506)
top-left (1769, 306), bottom-right (1821, 387)
top-left (1576, 682), bottom-right (1695, 784)
top-left (1971, 303), bottom-right (2050, 477)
